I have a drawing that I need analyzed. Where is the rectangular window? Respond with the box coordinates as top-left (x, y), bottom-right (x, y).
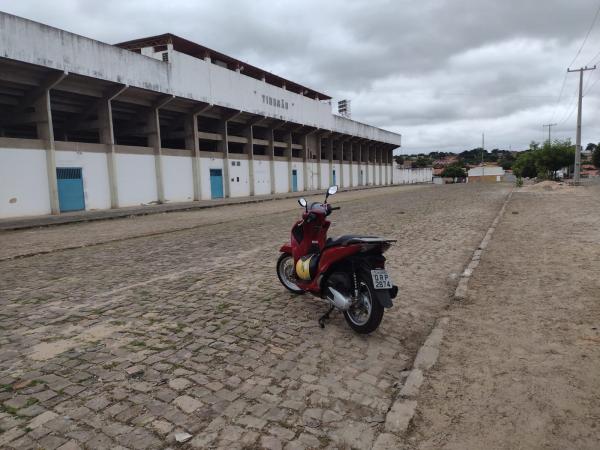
top-left (162, 52), bottom-right (169, 62)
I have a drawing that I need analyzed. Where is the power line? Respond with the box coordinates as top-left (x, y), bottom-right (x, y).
top-left (550, 71), bottom-right (569, 122)
top-left (557, 83), bottom-right (581, 124)
top-left (551, 1), bottom-right (600, 121)
top-left (584, 72), bottom-right (600, 96)
top-left (567, 0), bottom-right (600, 68)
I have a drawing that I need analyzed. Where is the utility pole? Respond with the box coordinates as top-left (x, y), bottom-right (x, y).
top-left (542, 123), bottom-right (557, 145)
top-left (567, 65), bottom-right (596, 183)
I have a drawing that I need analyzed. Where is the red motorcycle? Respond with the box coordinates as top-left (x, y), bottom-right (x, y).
top-left (277, 186), bottom-right (398, 333)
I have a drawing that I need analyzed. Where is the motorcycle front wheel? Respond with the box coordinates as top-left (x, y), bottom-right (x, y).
top-left (344, 272), bottom-right (385, 334)
top-left (276, 253), bottom-right (305, 294)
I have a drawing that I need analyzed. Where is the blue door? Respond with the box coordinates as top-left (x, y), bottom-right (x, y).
top-left (210, 169), bottom-right (224, 199)
top-left (332, 169), bottom-right (337, 186)
top-left (56, 167), bottom-right (85, 212)
top-left (292, 169), bottom-right (298, 192)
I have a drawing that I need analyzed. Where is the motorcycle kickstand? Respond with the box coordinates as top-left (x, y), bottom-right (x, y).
top-left (318, 306), bottom-right (335, 329)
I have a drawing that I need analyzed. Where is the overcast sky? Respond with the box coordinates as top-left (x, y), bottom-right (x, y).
top-left (2, 0), bottom-right (600, 154)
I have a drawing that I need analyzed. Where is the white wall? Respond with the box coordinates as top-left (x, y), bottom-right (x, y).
top-left (358, 164), bottom-right (366, 186)
top-left (394, 167), bottom-right (433, 184)
top-left (56, 150), bottom-right (110, 210)
top-left (304, 162), bottom-right (319, 191)
top-left (0, 148), bottom-right (50, 217)
top-left (274, 161), bottom-right (289, 193)
top-left (199, 157), bottom-right (224, 200)
top-left (228, 158), bottom-right (250, 198)
top-left (162, 155), bottom-right (194, 202)
top-left (320, 161), bottom-right (330, 188)
top-left (253, 160), bottom-right (271, 196)
top-left (342, 164), bottom-right (350, 188)
top-left (116, 153), bottom-right (157, 206)
top-left (468, 166), bottom-right (505, 177)
top-left (351, 164), bottom-right (359, 187)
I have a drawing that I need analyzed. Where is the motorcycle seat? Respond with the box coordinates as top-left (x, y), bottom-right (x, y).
top-left (324, 235), bottom-right (384, 249)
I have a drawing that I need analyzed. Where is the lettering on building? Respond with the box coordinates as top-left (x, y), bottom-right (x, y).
top-left (261, 94), bottom-right (289, 110)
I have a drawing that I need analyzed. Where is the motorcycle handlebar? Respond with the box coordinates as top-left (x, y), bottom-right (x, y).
top-left (330, 206), bottom-right (341, 211)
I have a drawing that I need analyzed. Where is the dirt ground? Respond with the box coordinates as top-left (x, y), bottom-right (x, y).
top-left (410, 183), bottom-right (600, 450)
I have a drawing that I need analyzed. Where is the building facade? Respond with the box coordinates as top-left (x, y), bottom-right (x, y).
top-left (0, 13), bottom-right (402, 219)
top-left (467, 166), bottom-right (505, 183)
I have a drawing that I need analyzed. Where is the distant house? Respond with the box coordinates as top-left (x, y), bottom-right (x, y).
top-left (467, 165), bottom-right (505, 183)
top-left (432, 155), bottom-right (459, 167)
top-left (581, 164), bottom-right (599, 178)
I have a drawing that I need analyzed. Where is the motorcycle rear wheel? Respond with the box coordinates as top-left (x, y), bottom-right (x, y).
top-left (343, 273), bottom-right (384, 334)
top-left (277, 253), bottom-right (305, 294)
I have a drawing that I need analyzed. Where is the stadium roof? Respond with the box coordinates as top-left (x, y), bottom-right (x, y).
top-left (116, 33), bottom-right (331, 101)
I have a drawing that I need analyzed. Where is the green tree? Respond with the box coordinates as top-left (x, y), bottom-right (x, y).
top-left (394, 155), bottom-right (405, 165)
top-left (512, 151), bottom-right (537, 178)
top-left (411, 156), bottom-right (432, 168)
top-left (592, 146), bottom-right (600, 168)
top-left (513, 139), bottom-right (574, 179)
top-left (535, 139), bottom-right (574, 180)
top-left (441, 164), bottom-right (466, 178)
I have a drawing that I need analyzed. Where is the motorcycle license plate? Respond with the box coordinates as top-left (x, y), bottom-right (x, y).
top-left (371, 269), bottom-right (392, 289)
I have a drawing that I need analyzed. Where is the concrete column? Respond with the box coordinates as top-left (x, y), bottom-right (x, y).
top-left (390, 149), bottom-right (395, 185)
top-left (327, 138), bottom-right (334, 186)
top-left (336, 140), bottom-right (344, 188)
top-left (357, 143), bottom-right (363, 186)
top-left (349, 141), bottom-right (354, 187)
top-left (316, 135), bottom-right (323, 190)
top-left (244, 125), bottom-right (255, 196)
top-left (286, 132), bottom-right (293, 192)
top-left (35, 91), bottom-right (59, 214)
top-left (98, 100), bottom-right (119, 208)
top-left (302, 134), bottom-right (309, 192)
top-left (379, 148), bottom-right (384, 186)
top-left (268, 128), bottom-right (276, 194)
top-left (219, 120), bottom-right (231, 198)
top-left (184, 114), bottom-right (202, 201)
top-left (366, 144), bottom-right (371, 186)
top-left (147, 108), bottom-right (165, 203)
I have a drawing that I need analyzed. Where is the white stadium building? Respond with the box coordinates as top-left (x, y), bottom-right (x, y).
top-left (0, 12), bottom-right (409, 219)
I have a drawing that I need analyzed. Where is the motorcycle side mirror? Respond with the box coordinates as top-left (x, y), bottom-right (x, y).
top-left (325, 185), bottom-right (338, 202)
top-left (298, 198), bottom-right (307, 209)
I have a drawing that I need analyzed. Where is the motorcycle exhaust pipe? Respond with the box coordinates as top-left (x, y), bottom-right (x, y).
top-left (327, 287), bottom-right (352, 311)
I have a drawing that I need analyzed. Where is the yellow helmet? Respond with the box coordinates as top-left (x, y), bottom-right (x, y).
top-left (296, 254), bottom-right (317, 280)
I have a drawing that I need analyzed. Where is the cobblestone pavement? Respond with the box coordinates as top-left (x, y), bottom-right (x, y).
top-left (0, 184), bottom-right (510, 450)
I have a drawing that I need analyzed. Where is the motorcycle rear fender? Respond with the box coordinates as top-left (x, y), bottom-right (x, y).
top-left (357, 257), bottom-right (395, 309)
top-left (323, 254), bottom-right (395, 309)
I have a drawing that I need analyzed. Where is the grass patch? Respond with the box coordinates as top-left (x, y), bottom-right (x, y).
top-left (130, 340), bottom-right (147, 348)
top-left (0, 404), bottom-right (19, 416)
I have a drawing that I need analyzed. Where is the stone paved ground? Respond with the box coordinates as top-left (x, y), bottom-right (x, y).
top-left (0, 184), bottom-right (510, 450)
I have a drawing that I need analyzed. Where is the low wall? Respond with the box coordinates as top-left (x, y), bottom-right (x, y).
top-left (394, 167), bottom-right (433, 184)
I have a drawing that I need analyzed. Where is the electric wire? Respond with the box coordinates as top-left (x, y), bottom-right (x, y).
top-left (567, 0), bottom-right (600, 68)
top-left (551, 1), bottom-right (600, 121)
